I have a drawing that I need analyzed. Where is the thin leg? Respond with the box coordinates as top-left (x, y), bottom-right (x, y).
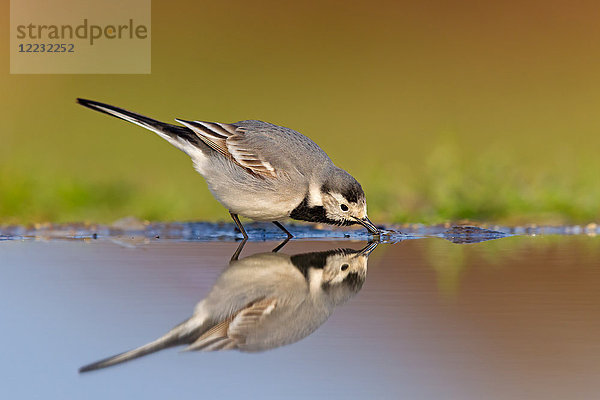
top-left (230, 238), bottom-right (248, 262)
top-left (271, 236), bottom-right (291, 253)
top-left (230, 212), bottom-right (248, 239)
top-left (272, 221), bottom-right (293, 238)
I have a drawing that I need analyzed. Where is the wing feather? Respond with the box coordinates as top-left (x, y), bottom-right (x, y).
top-left (184, 298), bottom-right (277, 351)
top-left (176, 119), bottom-right (277, 178)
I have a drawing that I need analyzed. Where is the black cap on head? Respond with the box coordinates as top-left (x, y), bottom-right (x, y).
top-left (321, 168), bottom-right (365, 204)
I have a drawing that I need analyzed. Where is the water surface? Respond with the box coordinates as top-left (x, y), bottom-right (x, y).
top-left (1, 234), bottom-right (599, 399)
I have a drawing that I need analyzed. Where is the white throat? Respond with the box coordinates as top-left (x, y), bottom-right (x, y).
top-left (308, 268), bottom-right (324, 296)
top-left (307, 182), bottom-right (323, 207)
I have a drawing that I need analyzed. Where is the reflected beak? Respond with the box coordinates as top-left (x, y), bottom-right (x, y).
top-left (354, 216), bottom-right (380, 235)
top-left (358, 241), bottom-right (379, 256)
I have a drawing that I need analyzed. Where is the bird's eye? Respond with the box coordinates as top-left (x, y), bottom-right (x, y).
top-left (340, 204), bottom-right (349, 212)
top-left (341, 264), bottom-right (349, 271)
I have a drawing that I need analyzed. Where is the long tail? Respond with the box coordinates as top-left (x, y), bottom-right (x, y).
top-left (79, 319), bottom-right (204, 373)
top-left (76, 98), bottom-right (209, 155)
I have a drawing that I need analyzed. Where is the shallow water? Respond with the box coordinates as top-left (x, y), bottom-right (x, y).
top-left (2, 233), bottom-right (600, 399)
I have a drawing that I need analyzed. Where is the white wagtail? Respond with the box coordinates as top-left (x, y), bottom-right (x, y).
top-left (77, 99), bottom-right (379, 238)
top-left (79, 242), bottom-right (376, 372)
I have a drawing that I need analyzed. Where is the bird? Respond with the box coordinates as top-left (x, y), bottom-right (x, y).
top-left (76, 98), bottom-right (380, 238)
top-left (78, 241), bottom-right (377, 372)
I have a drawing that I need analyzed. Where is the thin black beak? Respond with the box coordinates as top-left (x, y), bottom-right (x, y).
top-left (354, 216), bottom-right (380, 235)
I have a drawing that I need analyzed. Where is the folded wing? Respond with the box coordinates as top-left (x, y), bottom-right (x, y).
top-left (176, 120), bottom-right (277, 178)
top-left (185, 298), bottom-right (278, 351)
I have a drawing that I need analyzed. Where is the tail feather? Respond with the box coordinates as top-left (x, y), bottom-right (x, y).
top-left (79, 333), bottom-right (179, 373)
top-left (76, 98), bottom-right (209, 155)
top-left (79, 318), bottom-right (206, 373)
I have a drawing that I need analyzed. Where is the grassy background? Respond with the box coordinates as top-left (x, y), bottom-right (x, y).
top-left (2, 0), bottom-right (600, 225)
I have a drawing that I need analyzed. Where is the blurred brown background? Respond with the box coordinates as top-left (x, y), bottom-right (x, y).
top-left (2, 0), bottom-right (599, 224)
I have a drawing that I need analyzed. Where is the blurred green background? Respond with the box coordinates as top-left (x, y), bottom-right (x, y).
top-left (2, 0), bottom-right (599, 225)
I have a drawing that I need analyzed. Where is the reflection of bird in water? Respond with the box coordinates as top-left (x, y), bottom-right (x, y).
top-left (79, 242), bottom-right (377, 372)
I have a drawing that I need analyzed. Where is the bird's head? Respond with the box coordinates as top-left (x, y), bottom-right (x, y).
top-left (319, 168), bottom-right (379, 234)
top-left (319, 242), bottom-right (377, 304)
top-left (290, 242), bottom-right (377, 305)
top-left (321, 249), bottom-right (369, 287)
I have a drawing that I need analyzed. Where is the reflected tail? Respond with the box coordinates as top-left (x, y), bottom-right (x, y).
top-left (79, 319), bottom-right (203, 373)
